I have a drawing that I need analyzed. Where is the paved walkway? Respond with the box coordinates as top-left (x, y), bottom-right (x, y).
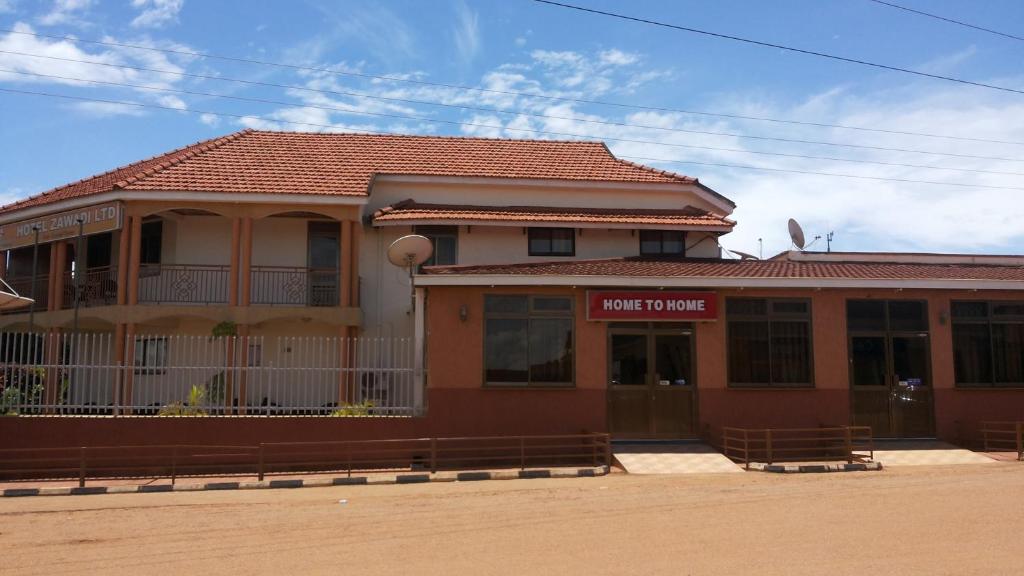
top-left (873, 440), bottom-right (999, 466)
top-left (613, 442), bottom-right (744, 474)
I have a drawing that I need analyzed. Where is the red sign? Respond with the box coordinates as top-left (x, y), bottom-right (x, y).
top-left (587, 290), bottom-right (718, 321)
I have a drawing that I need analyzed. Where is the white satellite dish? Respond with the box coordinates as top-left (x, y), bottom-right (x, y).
top-left (387, 235), bottom-right (434, 314)
top-left (387, 234), bottom-right (434, 268)
top-left (787, 218), bottom-right (806, 250)
top-left (731, 250), bottom-right (759, 261)
top-left (0, 278), bottom-right (33, 310)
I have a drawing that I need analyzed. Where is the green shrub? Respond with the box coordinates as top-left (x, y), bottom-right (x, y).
top-left (158, 384), bottom-right (209, 416)
top-left (330, 400), bottom-right (375, 417)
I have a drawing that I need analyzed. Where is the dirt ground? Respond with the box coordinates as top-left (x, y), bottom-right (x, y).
top-left (2, 463), bottom-right (1023, 575)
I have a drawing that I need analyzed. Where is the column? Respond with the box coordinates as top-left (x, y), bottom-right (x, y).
top-left (413, 287), bottom-right (426, 415)
top-left (339, 220), bottom-right (352, 308)
top-left (116, 218), bottom-right (132, 306)
top-left (50, 241), bottom-right (67, 312)
top-left (229, 217), bottom-right (241, 307)
top-left (239, 217), bottom-right (253, 306)
top-left (127, 216), bottom-right (142, 305)
top-left (348, 222), bottom-right (360, 307)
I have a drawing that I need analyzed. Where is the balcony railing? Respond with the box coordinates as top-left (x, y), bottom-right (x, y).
top-left (138, 264), bottom-right (230, 305)
top-left (62, 266), bottom-right (118, 309)
top-left (1, 274), bottom-right (48, 314)
top-left (251, 266), bottom-right (340, 307)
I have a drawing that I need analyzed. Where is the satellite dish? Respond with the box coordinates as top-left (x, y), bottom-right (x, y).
top-left (732, 250), bottom-right (759, 261)
top-left (387, 235), bottom-right (434, 268)
top-left (0, 278), bottom-right (33, 310)
top-left (787, 218), bottom-right (806, 250)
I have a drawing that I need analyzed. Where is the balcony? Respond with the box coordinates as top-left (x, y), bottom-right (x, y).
top-left (251, 267), bottom-right (340, 307)
top-left (2, 275), bottom-right (48, 314)
top-left (138, 264), bottom-right (230, 305)
top-left (62, 266), bottom-right (118, 309)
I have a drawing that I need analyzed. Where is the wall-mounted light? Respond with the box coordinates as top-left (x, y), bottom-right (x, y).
top-left (459, 304), bottom-right (469, 322)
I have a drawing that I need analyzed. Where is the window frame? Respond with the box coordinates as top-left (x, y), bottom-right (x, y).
top-left (952, 300), bottom-right (1024, 388)
top-left (133, 336), bottom-right (168, 375)
top-left (726, 297), bottom-right (815, 388)
top-left (415, 225), bottom-right (459, 267)
top-left (527, 227), bottom-right (576, 257)
top-left (639, 230), bottom-right (686, 256)
top-left (482, 294), bottom-right (576, 388)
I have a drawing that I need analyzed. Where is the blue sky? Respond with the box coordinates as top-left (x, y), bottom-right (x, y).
top-left (1, 0), bottom-right (1023, 255)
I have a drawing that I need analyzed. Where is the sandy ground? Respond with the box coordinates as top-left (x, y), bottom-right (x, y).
top-left (2, 463), bottom-right (1023, 576)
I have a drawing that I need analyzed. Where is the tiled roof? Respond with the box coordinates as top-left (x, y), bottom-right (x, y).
top-left (1, 130), bottom-right (714, 215)
top-left (421, 256), bottom-right (1024, 282)
top-left (372, 200), bottom-right (735, 229)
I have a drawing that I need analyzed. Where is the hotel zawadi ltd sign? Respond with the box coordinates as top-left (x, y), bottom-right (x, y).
top-left (587, 290), bottom-right (718, 321)
top-left (0, 202), bottom-right (123, 251)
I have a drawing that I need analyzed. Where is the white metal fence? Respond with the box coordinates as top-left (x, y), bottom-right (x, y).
top-left (0, 332), bottom-right (421, 416)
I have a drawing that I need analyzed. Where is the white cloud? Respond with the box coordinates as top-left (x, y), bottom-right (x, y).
top-left (130, 0), bottom-right (184, 29)
top-left (598, 49), bottom-right (639, 67)
top-left (199, 112), bottom-right (220, 126)
top-left (514, 37), bottom-right (527, 47)
top-left (37, 0), bottom-right (92, 26)
top-left (69, 100), bottom-right (146, 117)
top-left (452, 0), bottom-right (480, 64)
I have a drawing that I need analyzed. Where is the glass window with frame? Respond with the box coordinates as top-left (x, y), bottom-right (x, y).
top-left (528, 228), bottom-right (575, 257)
top-left (727, 298), bottom-right (813, 387)
top-left (952, 301), bottom-right (1024, 387)
top-left (639, 230), bottom-right (685, 256)
top-left (134, 337), bottom-right (168, 375)
top-left (415, 225), bottom-right (458, 267)
top-left (484, 295), bottom-right (574, 386)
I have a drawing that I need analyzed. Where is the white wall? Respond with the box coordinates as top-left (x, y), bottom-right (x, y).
top-left (252, 217), bottom-right (308, 267)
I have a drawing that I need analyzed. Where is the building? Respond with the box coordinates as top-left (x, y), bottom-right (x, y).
top-left (0, 128), bottom-right (1022, 449)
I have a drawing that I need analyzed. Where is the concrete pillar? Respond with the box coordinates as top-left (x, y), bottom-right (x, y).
top-left (127, 216), bottom-right (142, 306)
top-left (240, 217), bottom-right (253, 306)
top-left (413, 287), bottom-right (426, 415)
top-left (116, 220), bottom-right (132, 306)
top-left (50, 242), bottom-right (67, 312)
top-left (229, 217), bottom-right (241, 307)
top-left (339, 220), bottom-right (352, 308)
top-left (349, 222), bottom-right (360, 307)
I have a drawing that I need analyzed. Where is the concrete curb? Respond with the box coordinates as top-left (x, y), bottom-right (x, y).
top-left (1, 466), bottom-right (609, 498)
top-left (749, 462), bottom-right (883, 473)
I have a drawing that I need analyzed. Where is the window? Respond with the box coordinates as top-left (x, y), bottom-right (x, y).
top-left (140, 220), bottom-right (163, 265)
top-left (639, 230), bottom-right (685, 256)
top-left (528, 228), bottom-right (574, 256)
top-left (952, 301), bottom-right (1024, 387)
top-left (484, 295), bottom-right (574, 386)
top-left (415, 225), bottom-right (458, 266)
top-left (727, 298), bottom-right (812, 387)
top-left (134, 337), bottom-right (167, 375)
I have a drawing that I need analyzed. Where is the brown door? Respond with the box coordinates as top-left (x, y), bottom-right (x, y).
top-left (848, 300), bottom-right (934, 438)
top-left (608, 327), bottom-right (696, 438)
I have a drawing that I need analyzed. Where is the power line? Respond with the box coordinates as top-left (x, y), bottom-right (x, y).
top-left (1, 27), bottom-right (1022, 146)
top-left (531, 0), bottom-right (1024, 96)
top-left (5, 65), bottom-right (1024, 169)
top-left (2, 86), bottom-right (1021, 192)
top-left (865, 0), bottom-right (1024, 42)
top-left (619, 154), bottom-right (1024, 191)
top-left (3, 52), bottom-right (1023, 163)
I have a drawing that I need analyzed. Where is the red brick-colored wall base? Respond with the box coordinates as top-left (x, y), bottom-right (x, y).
top-left (0, 389), bottom-right (607, 450)
top-left (698, 389), bottom-right (850, 445)
top-left (935, 389), bottom-right (1024, 446)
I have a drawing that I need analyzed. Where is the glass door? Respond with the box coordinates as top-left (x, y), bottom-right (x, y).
top-left (608, 327), bottom-right (696, 438)
top-left (307, 221), bottom-right (340, 306)
top-left (848, 300), bottom-right (934, 438)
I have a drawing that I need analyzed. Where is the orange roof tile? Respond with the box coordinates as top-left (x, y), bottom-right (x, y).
top-left (1, 130), bottom-right (721, 215)
top-left (371, 200), bottom-right (735, 229)
top-left (421, 256), bottom-right (1024, 282)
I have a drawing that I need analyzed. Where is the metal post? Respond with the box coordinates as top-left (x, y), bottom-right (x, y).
top-left (171, 446), bottom-right (177, 485)
top-left (430, 437), bottom-right (437, 473)
top-left (766, 429), bottom-right (773, 465)
top-left (78, 447), bottom-right (86, 488)
top-left (72, 218), bottom-right (84, 335)
top-left (845, 427), bottom-right (853, 463)
top-left (258, 444), bottom-right (265, 481)
top-left (519, 437), bottom-right (526, 470)
top-left (27, 225), bottom-right (40, 332)
top-left (1017, 422), bottom-right (1023, 462)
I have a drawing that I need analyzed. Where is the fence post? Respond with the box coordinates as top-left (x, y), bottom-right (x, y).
top-left (519, 437), bottom-right (526, 470)
top-left (258, 444), bottom-right (265, 481)
top-left (171, 446), bottom-right (177, 485)
top-left (743, 429), bottom-right (750, 470)
top-left (430, 437), bottom-right (437, 474)
top-left (78, 447), bottom-right (86, 488)
top-left (845, 427), bottom-right (853, 464)
top-left (591, 434), bottom-right (597, 467)
top-left (1017, 422), bottom-right (1023, 461)
top-left (604, 433), bottom-right (611, 469)
top-left (765, 429), bottom-right (773, 465)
